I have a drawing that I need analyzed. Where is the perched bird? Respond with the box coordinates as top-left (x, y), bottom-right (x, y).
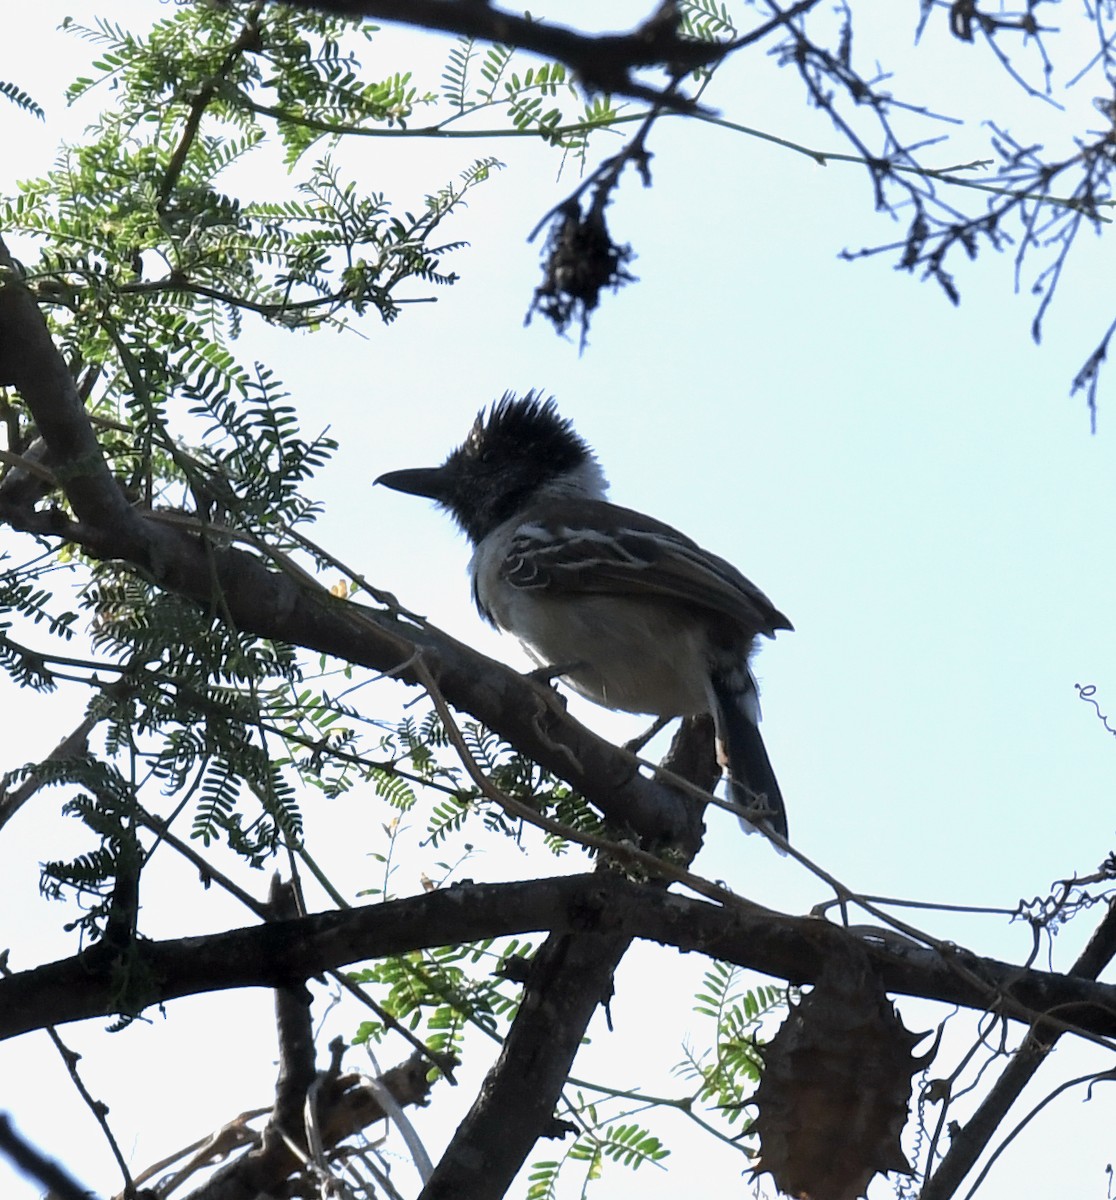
top-left (376, 392), bottom-right (792, 839)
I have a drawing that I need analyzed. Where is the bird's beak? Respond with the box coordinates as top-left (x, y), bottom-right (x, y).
top-left (375, 466), bottom-right (450, 501)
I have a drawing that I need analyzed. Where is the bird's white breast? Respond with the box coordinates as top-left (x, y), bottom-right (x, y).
top-left (471, 519), bottom-right (713, 717)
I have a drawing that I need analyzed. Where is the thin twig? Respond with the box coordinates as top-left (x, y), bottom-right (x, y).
top-left (921, 899), bottom-right (1116, 1199)
top-left (135, 808), bottom-right (458, 1081)
top-left (0, 957), bottom-right (135, 1197)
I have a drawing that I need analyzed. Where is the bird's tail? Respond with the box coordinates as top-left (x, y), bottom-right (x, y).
top-left (708, 671), bottom-right (788, 842)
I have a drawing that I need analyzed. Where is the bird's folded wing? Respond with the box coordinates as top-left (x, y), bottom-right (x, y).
top-left (503, 501), bottom-right (792, 637)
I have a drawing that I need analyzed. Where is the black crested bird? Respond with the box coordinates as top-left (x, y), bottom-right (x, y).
top-left (376, 392), bottom-right (792, 840)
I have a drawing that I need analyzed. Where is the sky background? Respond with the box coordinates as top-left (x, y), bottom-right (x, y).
top-left (2, 3), bottom-right (1116, 1199)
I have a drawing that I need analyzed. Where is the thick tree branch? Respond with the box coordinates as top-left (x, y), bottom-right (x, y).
top-left (0, 253), bottom-right (136, 538)
top-left (422, 929), bottom-right (631, 1200)
top-left (3, 874), bottom-right (1116, 1045)
top-left (277, 0), bottom-right (726, 108)
top-left (0, 238), bottom-right (703, 855)
top-left (263, 879), bottom-right (318, 1170)
top-left (418, 721), bottom-right (717, 1200)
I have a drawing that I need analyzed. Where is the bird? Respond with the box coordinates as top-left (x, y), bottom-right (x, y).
top-left (376, 391), bottom-right (793, 840)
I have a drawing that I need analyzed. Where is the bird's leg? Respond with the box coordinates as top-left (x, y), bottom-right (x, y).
top-left (623, 715), bottom-right (672, 754)
top-left (524, 660), bottom-right (584, 686)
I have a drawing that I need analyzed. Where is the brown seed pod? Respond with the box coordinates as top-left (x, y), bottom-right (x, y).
top-left (752, 952), bottom-right (933, 1200)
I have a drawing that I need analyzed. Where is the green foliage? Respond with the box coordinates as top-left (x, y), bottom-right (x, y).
top-left (0, 3), bottom-right (631, 929)
top-left (0, 568), bottom-right (78, 691)
top-left (678, 963), bottom-right (787, 1127)
top-left (441, 37), bottom-right (478, 113)
top-left (185, 361), bottom-right (337, 532)
top-left (350, 937), bottom-right (527, 1062)
top-left (435, 33), bottom-right (621, 165)
top-left (567, 1121), bottom-right (669, 1172)
top-left (0, 11), bottom-right (528, 915)
top-left (420, 716), bottom-right (605, 852)
top-left (0, 631), bottom-right (55, 692)
top-left (501, 63), bottom-right (577, 146)
top-left (0, 8), bottom-right (696, 1190)
top-left (678, 0), bottom-right (739, 45)
top-left (478, 43), bottom-right (516, 101)
top-left (0, 80), bottom-right (44, 120)
top-left (527, 1093), bottom-right (670, 1198)
top-left (519, 964), bottom-right (784, 1197)
top-left (74, 564), bottom-right (307, 866)
top-left (0, 5), bottom-right (493, 505)
top-left (26, 754), bottom-right (135, 921)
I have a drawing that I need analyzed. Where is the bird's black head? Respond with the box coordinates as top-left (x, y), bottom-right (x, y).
top-left (376, 391), bottom-right (606, 543)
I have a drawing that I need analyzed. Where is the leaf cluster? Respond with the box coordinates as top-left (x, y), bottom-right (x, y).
top-left (530, 1114), bottom-right (668, 1198)
top-left (0, 3), bottom-right (501, 541)
top-left (0, 568), bottom-right (77, 692)
top-left (350, 936), bottom-right (534, 1065)
top-left (678, 963), bottom-right (788, 1130)
top-left (0, 80), bottom-right (44, 121)
top-left (437, 36), bottom-right (625, 182)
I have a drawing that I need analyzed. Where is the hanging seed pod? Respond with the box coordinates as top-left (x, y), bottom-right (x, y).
top-left (752, 951), bottom-right (933, 1200)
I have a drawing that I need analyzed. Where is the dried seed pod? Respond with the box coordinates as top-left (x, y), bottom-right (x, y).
top-left (752, 953), bottom-right (932, 1200)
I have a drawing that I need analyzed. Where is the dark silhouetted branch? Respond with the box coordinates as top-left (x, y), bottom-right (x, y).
top-left (276, 0), bottom-right (729, 108)
top-left (4, 875), bottom-right (1116, 1045)
top-left (0, 1113), bottom-right (100, 1200)
top-left (421, 929), bottom-right (631, 1200)
top-left (417, 719), bottom-right (716, 1199)
top-left (920, 897), bottom-right (1116, 1200)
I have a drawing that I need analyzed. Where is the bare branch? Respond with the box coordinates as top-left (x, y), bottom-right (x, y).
top-left (921, 898), bottom-right (1116, 1200)
top-left (0, 711), bottom-right (100, 830)
top-left (0, 954), bottom-right (134, 1194)
top-left (0, 1113), bottom-right (101, 1200)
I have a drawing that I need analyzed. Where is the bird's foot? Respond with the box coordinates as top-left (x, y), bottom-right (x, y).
top-left (525, 660), bottom-right (583, 687)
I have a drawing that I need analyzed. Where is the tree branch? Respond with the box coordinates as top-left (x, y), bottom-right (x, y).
top-left (172, 878), bottom-right (319, 1200)
top-left (920, 897), bottom-right (1116, 1200)
top-left (264, 879), bottom-right (319, 1164)
top-left (181, 1053), bottom-right (436, 1200)
top-left (0, 710), bottom-right (100, 830)
top-left (276, 0), bottom-right (726, 108)
top-left (422, 929), bottom-right (631, 1200)
top-left (3, 874), bottom-right (1116, 1045)
top-left (0, 1113), bottom-right (100, 1200)
top-left (418, 720), bottom-right (716, 1199)
top-left (0, 235), bottom-right (702, 855)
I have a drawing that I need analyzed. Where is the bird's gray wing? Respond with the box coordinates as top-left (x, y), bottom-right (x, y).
top-left (503, 500), bottom-right (792, 637)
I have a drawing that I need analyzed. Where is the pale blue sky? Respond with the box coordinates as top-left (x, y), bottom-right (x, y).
top-left (2, 5), bottom-right (1116, 1199)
